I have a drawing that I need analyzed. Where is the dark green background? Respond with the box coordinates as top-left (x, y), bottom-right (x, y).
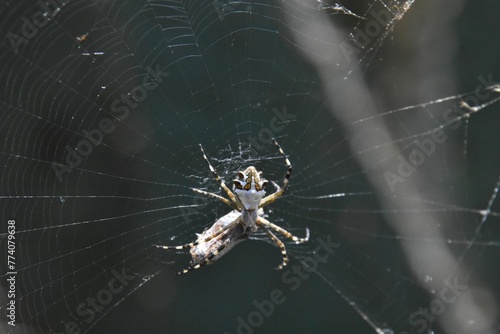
top-left (0, 1), bottom-right (499, 333)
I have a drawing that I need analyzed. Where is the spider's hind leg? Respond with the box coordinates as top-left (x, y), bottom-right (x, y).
top-left (258, 224), bottom-right (289, 270)
top-left (257, 216), bottom-right (309, 244)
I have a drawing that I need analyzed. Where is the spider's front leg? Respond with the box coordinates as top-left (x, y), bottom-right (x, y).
top-left (191, 187), bottom-right (239, 211)
top-left (199, 144), bottom-right (242, 210)
top-left (259, 139), bottom-right (292, 208)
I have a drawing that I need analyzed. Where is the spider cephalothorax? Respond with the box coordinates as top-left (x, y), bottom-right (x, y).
top-left (154, 139), bottom-right (309, 274)
top-left (233, 167), bottom-right (268, 210)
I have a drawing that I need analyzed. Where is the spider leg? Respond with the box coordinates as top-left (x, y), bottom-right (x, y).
top-left (191, 187), bottom-right (239, 210)
top-left (177, 241), bottom-right (227, 275)
top-left (257, 223), bottom-right (288, 270)
top-left (257, 216), bottom-right (309, 244)
top-left (154, 216), bottom-right (241, 250)
top-left (199, 144), bottom-right (241, 209)
top-left (259, 139), bottom-right (292, 208)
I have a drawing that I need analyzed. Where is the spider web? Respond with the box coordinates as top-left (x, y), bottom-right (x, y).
top-left (1, 0), bottom-right (499, 333)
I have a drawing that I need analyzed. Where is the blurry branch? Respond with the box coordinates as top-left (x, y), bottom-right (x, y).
top-left (283, 1), bottom-right (497, 333)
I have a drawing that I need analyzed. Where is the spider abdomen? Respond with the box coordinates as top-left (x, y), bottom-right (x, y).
top-left (189, 209), bottom-right (260, 265)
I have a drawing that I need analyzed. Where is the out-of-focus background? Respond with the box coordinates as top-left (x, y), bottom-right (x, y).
top-left (1, 1), bottom-right (499, 333)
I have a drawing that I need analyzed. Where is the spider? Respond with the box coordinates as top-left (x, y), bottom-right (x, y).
top-left (76, 32), bottom-right (89, 43)
top-left (154, 139), bottom-right (309, 275)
